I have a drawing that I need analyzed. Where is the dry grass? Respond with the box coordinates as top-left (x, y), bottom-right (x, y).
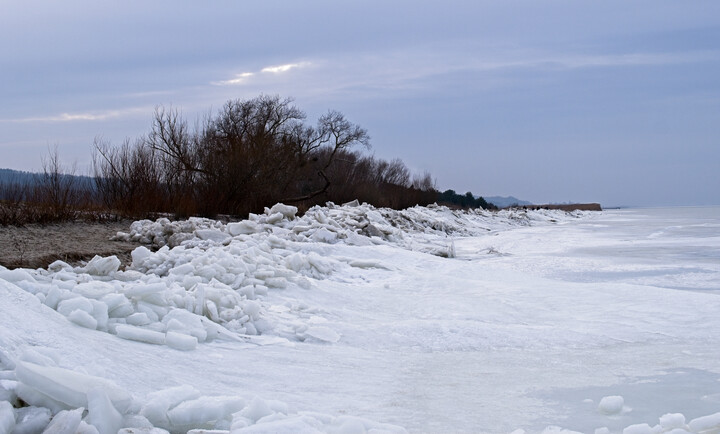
top-left (0, 220), bottom-right (141, 270)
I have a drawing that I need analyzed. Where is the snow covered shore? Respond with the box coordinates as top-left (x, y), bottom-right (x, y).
top-left (1, 202), bottom-right (719, 433)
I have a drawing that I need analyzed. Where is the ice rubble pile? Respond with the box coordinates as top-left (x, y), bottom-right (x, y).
top-left (0, 202), bottom-right (584, 354)
top-left (115, 201), bottom-right (574, 254)
top-left (0, 348), bottom-right (407, 434)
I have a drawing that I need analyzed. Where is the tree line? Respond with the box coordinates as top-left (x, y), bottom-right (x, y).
top-left (1, 95), bottom-right (493, 225)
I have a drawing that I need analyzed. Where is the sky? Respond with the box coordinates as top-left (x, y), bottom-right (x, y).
top-left (1, 1), bottom-right (719, 207)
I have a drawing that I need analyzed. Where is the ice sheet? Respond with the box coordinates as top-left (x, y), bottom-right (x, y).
top-left (1, 204), bottom-right (719, 433)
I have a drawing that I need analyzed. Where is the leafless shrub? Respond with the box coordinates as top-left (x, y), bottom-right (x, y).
top-left (10, 230), bottom-right (29, 267)
top-left (32, 146), bottom-right (81, 221)
top-left (0, 178), bottom-right (33, 226)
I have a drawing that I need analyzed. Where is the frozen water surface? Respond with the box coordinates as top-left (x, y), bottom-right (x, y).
top-left (1, 204), bottom-right (719, 433)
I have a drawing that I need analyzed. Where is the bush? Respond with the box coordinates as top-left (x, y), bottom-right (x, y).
top-left (437, 190), bottom-right (496, 210)
top-left (93, 95), bottom-right (437, 217)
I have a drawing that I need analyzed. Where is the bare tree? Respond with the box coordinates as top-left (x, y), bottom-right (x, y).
top-left (91, 94), bottom-right (438, 216)
top-left (36, 146), bottom-right (80, 220)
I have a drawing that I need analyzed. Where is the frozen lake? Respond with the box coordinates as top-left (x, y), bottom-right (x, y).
top-left (1, 205), bottom-right (719, 433)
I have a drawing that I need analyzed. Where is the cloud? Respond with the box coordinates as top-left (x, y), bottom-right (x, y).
top-left (261, 62), bottom-right (309, 74)
top-left (213, 62), bottom-right (311, 86)
top-left (0, 107), bottom-right (149, 123)
top-left (536, 50), bottom-right (719, 70)
top-left (296, 46), bottom-right (720, 97)
top-left (211, 72), bottom-right (255, 86)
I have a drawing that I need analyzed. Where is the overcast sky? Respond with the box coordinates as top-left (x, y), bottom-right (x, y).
top-left (1, 1), bottom-right (719, 207)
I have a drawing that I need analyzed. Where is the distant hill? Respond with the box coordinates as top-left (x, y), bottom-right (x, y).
top-left (0, 168), bottom-right (39, 184)
top-left (484, 196), bottom-right (532, 208)
top-left (0, 168), bottom-right (96, 191)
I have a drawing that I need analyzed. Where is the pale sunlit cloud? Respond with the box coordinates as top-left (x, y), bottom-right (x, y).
top-left (211, 72), bottom-right (255, 86)
top-left (261, 62), bottom-right (310, 74)
top-left (0, 107), bottom-right (149, 123)
top-left (213, 62), bottom-right (311, 86)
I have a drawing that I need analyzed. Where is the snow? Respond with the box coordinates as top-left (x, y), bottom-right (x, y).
top-left (1, 203), bottom-right (720, 433)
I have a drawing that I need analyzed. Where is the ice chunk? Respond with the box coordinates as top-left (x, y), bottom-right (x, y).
top-left (121, 414), bottom-right (154, 430)
top-left (598, 395), bottom-right (624, 415)
top-left (141, 385), bottom-right (201, 427)
top-left (68, 309), bottom-right (98, 329)
top-left (131, 246), bottom-right (153, 265)
top-left (87, 388), bottom-right (124, 434)
top-left (342, 199), bottom-right (360, 207)
top-left (305, 326), bottom-right (341, 343)
top-left (77, 420), bottom-right (100, 434)
top-left (125, 283), bottom-right (167, 298)
top-left (73, 282), bottom-right (115, 299)
top-left (0, 268), bottom-right (36, 283)
top-left (227, 221), bottom-right (260, 236)
top-left (163, 309), bottom-right (208, 342)
top-left (0, 381), bottom-right (15, 405)
top-left (333, 416), bottom-right (371, 434)
top-left (169, 263), bottom-right (195, 276)
top-left (688, 412), bottom-right (720, 433)
top-left (539, 428), bottom-right (582, 434)
top-left (168, 232), bottom-right (194, 248)
top-left (269, 203), bottom-right (298, 219)
top-left (89, 300), bottom-right (109, 330)
top-left (196, 229), bottom-right (231, 244)
top-left (659, 413), bottom-right (686, 430)
top-left (348, 259), bottom-right (387, 269)
top-left (310, 227), bottom-right (337, 243)
top-left (43, 286), bottom-right (65, 310)
top-left (57, 297), bottom-right (93, 317)
top-left (187, 430), bottom-right (230, 434)
top-left (243, 301), bottom-right (261, 320)
top-left (42, 407), bottom-right (84, 434)
top-left (0, 401), bottom-right (14, 434)
top-left (81, 255), bottom-right (121, 276)
top-left (265, 212), bottom-right (283, 225)
top-left (621, 423), bottom-right (660, 434)
top-left (237, 397), bottom-right (274, 423)
top-left (0, 348), bottom-right (14, 368)
top-left (48, 260), bottom-right (73, 272)
top-left (103, 293), bottom-right (134, 319)
top-left (232, 415), bottom-right (323, 433)
top-left (116, 324), bottom-right (166, 345)
top-left (13, 406), bottom-right (52, 434)
top-left (19, 347), bottom-right (58, 367)
top-left (135, 301), bottom-right (164, 322)
top-left (165, 331), bottom-right (198, 351)
top-left (126, 312), bottom-right (152, 326)
top-left (167, 396), bottom-right (245, 427)
top-left (14, 383), bottom-right (70, 413)
top-left (15, 361), bottom-right (133, 413)
top-left (118, 429), bottom-right (170, 434)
